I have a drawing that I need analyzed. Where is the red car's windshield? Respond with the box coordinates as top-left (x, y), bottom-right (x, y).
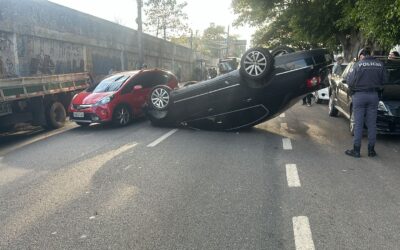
top-left (93, 74), bottom-right (130, 93)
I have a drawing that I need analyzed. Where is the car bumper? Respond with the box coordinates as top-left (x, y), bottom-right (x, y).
top-left (376, 114), bottom-right (400, 134)
top-left (69, 105), bottom-right (112, 123)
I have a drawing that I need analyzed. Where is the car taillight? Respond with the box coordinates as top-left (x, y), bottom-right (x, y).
top-left (306, 76), bottom-right (321, 89)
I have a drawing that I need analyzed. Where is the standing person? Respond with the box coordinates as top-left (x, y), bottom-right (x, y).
top-left (332, 56), bottom-right (344, 76)
top-left (388, 51), bottom-right (400, 59)
top-left (302, 93), bottom-right (313, 106)
top-left (345, 47), bottom-right (386, 158)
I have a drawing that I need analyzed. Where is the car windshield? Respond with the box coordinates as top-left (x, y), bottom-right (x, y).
top-left (93, 75), bottom-right (130, 93)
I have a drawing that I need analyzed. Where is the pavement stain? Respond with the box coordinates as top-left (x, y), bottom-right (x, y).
top-left (0, 143), bottom-right (137, 244)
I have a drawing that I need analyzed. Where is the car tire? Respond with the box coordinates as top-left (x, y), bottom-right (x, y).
top-left (240, 47), bottom-right (273, 81)
top-left (149, 86), bottom-right (171, 111)
top-left (349, 110), bottom-right (355, 136)
top-left (76, 122), bottom-right (90, 127)
top-left (271, 45), bottom-right (295, 57)
top-left (328, 93), bottom-right (338, 117)
top-left (46, 101), bottom-right (66, 129)
top-left (112, 105), bottom-right (131, 126)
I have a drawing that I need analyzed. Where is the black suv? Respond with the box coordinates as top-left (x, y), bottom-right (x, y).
top-left (144, 47), bottom-right (332, 131)
top-left (328, 58), bottom-right (400, 134)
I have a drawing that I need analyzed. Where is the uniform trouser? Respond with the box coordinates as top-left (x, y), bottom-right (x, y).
top-left (352, 91), bottom-right (379, 147)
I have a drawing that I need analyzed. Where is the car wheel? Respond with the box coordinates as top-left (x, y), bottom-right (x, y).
top-left (349, 110), bottom-right (355, 136)
top-left (240, 47), bottom-right (273, 80)
top-left (46, 101), bottom-right (66, 129)
top-left (328, 93), bottom-right (338, 117)
top-left (271, 45), bottom-right (295, 57)
top-left (150, 86), bottom-right (171, 111)
top-left (113, 105), bottom-right (131, 126)
top-left (76, 122), bottom-right (90, 127)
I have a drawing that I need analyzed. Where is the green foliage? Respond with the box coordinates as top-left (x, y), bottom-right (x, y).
top-left (143, 0), bottom-right (189, 40)
top-left (233, 0), bottom-right (400, 57)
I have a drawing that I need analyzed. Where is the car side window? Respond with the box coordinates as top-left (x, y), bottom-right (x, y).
top-left (341, 62), bottom-right (354, 80)
top-left (121, 79), bottom-right (136, 94)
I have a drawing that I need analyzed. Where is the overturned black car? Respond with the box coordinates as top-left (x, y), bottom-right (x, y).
top-left (144, 47), bottom-right (333, 131)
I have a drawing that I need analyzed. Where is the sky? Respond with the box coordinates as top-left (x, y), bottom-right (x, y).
top-left (48, 0), bottom-right (255, 46)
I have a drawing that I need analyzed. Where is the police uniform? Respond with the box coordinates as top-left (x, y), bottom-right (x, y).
top-left (345, 48), bottom-right (386, 157)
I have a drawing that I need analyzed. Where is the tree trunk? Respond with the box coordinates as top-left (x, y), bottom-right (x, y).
top-left (338, 29), bottom-right (364, 62)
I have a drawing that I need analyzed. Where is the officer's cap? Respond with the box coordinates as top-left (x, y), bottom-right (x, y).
top-left (357, 47), bottom-right (371, 58)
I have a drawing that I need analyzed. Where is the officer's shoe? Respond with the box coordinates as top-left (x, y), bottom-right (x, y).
top-left (368, 145), bottom-right (377, 157)
top-left (345, 145), bottom-right (361, 158)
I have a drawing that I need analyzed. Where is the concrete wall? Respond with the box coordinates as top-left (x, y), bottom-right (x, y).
top-left (0, 0), bottom-right (216, 81)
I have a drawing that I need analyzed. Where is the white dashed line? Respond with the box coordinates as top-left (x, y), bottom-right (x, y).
top-left (293, 216), bottom-right (315, 250)
top-left (282, 138), bottom-right (292, 150)
top-left (279, 113), bottom-right (286, 118)
top-left (286, 164), bottom-right (301, 187)
top-left (147, 129), bottom-right (178, 147)
top-left (124, 165), bottom-right (132, 171)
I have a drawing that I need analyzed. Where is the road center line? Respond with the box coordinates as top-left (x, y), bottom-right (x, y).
top-left (147, 129), bottom-right (178, 147)
top-left (279, 113), bottom-right (286, 118)
top-left (282, 138), bottom-right (292, 150)
top-left (286, 164), bottom-right (301, 187)
top-left (293, 216), bottom-right (315, 250)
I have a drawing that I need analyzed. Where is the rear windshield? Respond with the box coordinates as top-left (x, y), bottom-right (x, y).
top-left (93, 74), bottom-right (130, 93)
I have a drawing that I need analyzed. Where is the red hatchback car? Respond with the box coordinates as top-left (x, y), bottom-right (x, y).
top-left (69, 69), bottom-right (178, 126)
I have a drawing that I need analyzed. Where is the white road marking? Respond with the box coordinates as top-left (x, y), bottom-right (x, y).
top-left (89, 216), bottom-right (96, 220)
top-left (80, 234), bottom-right (87, 239)
top-left (286, 164), bottom-right (301, 187)
top-left (293, 216), bottom-right (315, 250)
top-left (147, 129), bottom-right (178, 147)
top-left (282, 138), bottom-right (292, 150)
top-left (280, 113), bottom-right (286, 118)
top-left (124, 165), bottom-right (132, 171)
top-left (51, 231), bottom-right (57, 235)
top-left (280, 122), bottom-right (288, 130)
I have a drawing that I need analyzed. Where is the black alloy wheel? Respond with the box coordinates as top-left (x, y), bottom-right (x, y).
top-left (113, 105), bottom-right (131, 126)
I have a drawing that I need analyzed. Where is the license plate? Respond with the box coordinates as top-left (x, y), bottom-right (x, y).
top-left (73, 112), bottom-right (84, 118)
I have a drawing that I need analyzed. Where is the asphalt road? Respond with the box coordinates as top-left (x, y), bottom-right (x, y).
top-left (0, 102), bottom-right (399, 250)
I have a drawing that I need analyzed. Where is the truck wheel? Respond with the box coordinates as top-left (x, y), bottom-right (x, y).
top-left (46, 102), bottom-right (66, 129)
top-left (271, 45), bottom-right (295, 57)
top-left (240, 47), bottom-right (273, 81)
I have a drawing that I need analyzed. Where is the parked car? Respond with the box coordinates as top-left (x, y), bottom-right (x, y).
top-left (328, 58), bottom-right (400, 134)
top-left (314, 63), bottom-right (348, 104)
top-left (69, 69), bottom-right (178, 126)
top-left (144, 47), bottom-right (333, 131)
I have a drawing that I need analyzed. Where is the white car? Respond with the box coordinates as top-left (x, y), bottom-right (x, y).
top-left (314, 87), bottom-right (329, 103)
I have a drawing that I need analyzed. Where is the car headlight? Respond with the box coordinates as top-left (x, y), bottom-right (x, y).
top-left (96, 96), bottom-right (113, 106)
top-left (377, 101), bottom-right (388, 112)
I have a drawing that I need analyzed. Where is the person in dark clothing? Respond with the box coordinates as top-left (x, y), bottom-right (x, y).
top-left (345, 47), bottom-right (386, 158)
top-left (302, 93), bottom-right (313, 106)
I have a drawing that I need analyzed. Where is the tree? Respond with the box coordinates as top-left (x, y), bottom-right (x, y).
top-left (143, 0), bottom-right (189, 40)
top-left (232, 0), bottom-right (400, 61)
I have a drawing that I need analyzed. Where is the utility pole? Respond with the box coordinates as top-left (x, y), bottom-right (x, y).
top-left (136, 0), bottom-right (144, 68)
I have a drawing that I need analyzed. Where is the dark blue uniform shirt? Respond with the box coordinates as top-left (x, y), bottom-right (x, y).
top-left (346, 56), bottom-right (386, 91)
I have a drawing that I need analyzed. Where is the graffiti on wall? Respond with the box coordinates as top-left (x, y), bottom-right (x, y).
top-left (30, 50), bottom-right (55, 74)
top-left (0, 32), bottom-right (16, 78)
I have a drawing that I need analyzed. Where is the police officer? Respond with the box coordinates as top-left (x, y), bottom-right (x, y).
top-left (345, 47), bottom-right (386, 158)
